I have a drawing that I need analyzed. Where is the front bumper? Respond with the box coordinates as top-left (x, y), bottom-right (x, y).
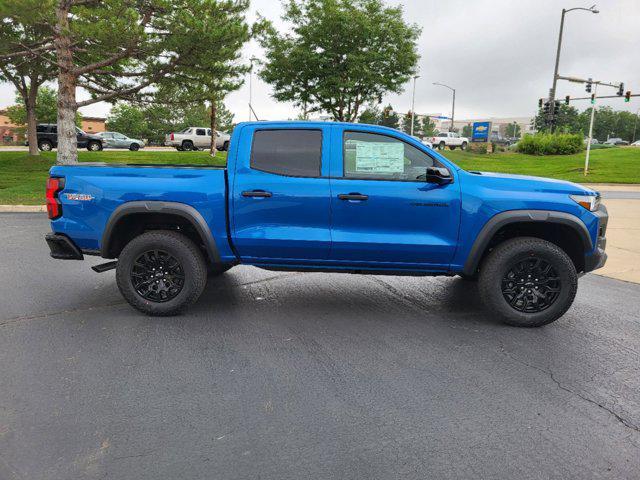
top-left (45, 233), bottom-right (84, 260)
top-left (583, 203), bottom-right (608, 273)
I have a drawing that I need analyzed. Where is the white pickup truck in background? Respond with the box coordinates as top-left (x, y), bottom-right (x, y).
top-left (429, 132), bottom-right (469, 150)
top-left (165, 127), bottom-right (231, 151)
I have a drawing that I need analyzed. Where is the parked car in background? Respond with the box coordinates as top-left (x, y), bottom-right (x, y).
top-left (631, 140), bottom-right (640, 147)
top-left (27, 124), bottom-right (103, 152)
top-left (489, 134), bottom-right (513, 146)
top-left (429, 132), bottom-right (468, 150)
top-left (412, 136), bottom-right (432, 149)
top-left (584, 137), bottom-right (600, 145)
top-left (604, 138), bottom-right (629, 146)
top-left (98, 132), bottom-right (145, 151)
top-left (164, 127), bottom-right (231, 151)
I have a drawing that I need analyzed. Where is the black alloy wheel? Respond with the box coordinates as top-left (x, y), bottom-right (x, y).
top-left (501, 257), bottom-right (561, 313)
top-left (131, 249), bottom-right (185, 302)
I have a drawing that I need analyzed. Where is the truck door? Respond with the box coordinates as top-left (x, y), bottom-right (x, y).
top-left (328, 126), bottom-right (461, 270)
top-left (232, 126), bottom-right (332, 263)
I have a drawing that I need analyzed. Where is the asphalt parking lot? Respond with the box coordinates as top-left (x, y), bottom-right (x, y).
top-left (1, 213), bottom-right (639, 480)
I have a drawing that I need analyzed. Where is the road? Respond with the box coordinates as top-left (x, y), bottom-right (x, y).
top-left (1, 213), bottom-right (639, 480)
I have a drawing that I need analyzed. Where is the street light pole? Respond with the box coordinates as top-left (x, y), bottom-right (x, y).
top-left (549, 6), bottom-right (599, 129)
top-left (249, 56), bottom-right (257, 121)
top-left (410, 75), bottom-right (419, 136)
top-left (584, 84), bottom-right (598, 176)
top-left (433, 82), bottom-right (456, 132)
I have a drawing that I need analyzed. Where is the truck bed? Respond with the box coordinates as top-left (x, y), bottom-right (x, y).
top-left (49, 162), bottom-right (234, 261)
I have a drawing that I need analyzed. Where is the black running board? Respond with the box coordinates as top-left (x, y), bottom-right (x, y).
top-left (92, 261), bottom-right (117, 273)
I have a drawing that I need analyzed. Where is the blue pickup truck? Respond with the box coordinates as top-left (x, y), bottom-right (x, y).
top-left (45, 121), bottom-right (608, 327)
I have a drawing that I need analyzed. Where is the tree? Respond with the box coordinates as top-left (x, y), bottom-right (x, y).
top-left (358, 105), bottom-right (381, 125)
top-left (8, 0), bottom-right (252, 164)
top-left (504, 123), bottom-right (521, 138)
top-left (0, 0), bottom-right (57, 155)
top-left (5, 86), bottom-right (82, 128)
top-left (401, 111), bottom-right (420, 135)
top-left (106, 103), bottom-right (148, 140)
top-left (421, 116), bottom-right (438, 137)
top-left (378, 104), bottom-right (400, 129)
top-left (257, 0), bottom-right (420, 122)
top-left (461, 123), bottom-right (472, 139)
top-left (211, 101), bottom-right (236, 132)
top-left (534, 104), bottom-right (580, 133)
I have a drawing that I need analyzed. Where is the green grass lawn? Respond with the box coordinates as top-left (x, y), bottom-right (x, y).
top-left (0, 150), bottom-right (226, 204)
top-left (445, 147), bottom-right (640, 184)
top-left (0, 147), bottom-right (638, 205)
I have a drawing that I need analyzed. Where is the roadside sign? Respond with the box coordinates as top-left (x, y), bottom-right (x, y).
top-left (472, 121), bottom-right (491, 143)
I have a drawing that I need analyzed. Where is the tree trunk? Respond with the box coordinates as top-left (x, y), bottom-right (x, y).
top-left (54, 1), bottom-right (78, 165)
top-left (209, 99), bottom-right (217, 157)
top-left (24, 86), bottom-right (39, 156)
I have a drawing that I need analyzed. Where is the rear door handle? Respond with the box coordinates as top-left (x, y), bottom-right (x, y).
top-left (242, 190), bottom-right (272, 198)
top-left (338, 193), bottom-right (369, 201)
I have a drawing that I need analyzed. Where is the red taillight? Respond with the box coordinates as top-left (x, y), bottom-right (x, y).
top-left (170, 133), bottom-right (174, 141)
top-left (46, 177), bottom-right (64, 220)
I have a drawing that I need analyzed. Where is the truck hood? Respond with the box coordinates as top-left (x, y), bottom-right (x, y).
top-left (467, 171), bottom-right (598, 196)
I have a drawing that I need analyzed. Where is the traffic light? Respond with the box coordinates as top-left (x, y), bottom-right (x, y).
top-left (618, 83), bottom-right (625, 96)
top-left (543, 101), bottom-right (550, 114)
top-left (591, 94), bottom-right (596, 104)
top-left (538, 98), bottom-right (543, 109)
top-left (565, 95), bottom-right (570, 105)
top-left (553, 101), bottom-right (560, 115)
top-left (586, 78), bottom-right (592, 93)
top-left (625, 91), bottom-right (631, 102)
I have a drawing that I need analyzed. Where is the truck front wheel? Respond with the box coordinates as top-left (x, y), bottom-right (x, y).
top-left (478, 237), bottom-right (577, 327)
top-left (116, 231), bottom-right (207, 316)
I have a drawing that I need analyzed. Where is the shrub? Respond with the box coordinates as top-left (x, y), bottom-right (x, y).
top-left (516, 133), bottom-right (584, 155)
top-left (471, 143), bottom-right (488, 154)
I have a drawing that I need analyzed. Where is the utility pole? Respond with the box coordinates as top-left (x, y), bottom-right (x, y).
top-left (410, 75), bottom-right (419, 136)
top-left (548, 6), bottom-right (599, 129)
top-left (633, 107), bottom-right (640, 143)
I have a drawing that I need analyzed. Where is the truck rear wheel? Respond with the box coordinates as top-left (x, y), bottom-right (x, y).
top-left (438, 142), bottom-right (446, 150)
top-left (116, 230), bottom-right (207, 316)
top-left (478, 237), bottom-right (577, 327)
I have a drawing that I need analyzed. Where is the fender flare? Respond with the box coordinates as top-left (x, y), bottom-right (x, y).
top-left (462, 210), bottom-right (592, 276)
top-left (101, 201), bottom-right (220, 263)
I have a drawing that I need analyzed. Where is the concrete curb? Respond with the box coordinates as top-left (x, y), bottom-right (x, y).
top-left (0, 205), bottom-right (46, 212)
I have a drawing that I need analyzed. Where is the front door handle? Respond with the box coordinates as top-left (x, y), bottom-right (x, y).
top-left (242, 190), bottom-right (272, 198)
top-left (338, 193), bottom-right (369, 201)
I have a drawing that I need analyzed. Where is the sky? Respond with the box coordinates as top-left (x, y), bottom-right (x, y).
top-left (1, 0), bottom-right (638, 122)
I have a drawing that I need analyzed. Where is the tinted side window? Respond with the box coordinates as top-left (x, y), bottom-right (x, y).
top-left (343, 131), bottom-right (437, 181)
top-left (196, 128), bottom-right (206, 136)
top-left (36, 125), bottom-right (48, 133)
top-left (251, 130), bottom-right (322, 177)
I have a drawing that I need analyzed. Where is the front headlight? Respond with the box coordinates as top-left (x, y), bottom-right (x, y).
top-left (570, 194), bottom-right (601, 211)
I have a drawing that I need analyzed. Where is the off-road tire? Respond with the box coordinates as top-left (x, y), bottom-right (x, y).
top-left (116, 230), bottom-right (207, 316)
top-left (478, 237), bottom-right (577, 327)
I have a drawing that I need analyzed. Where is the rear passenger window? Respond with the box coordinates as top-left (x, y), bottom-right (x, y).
top-left (36, 125), bottom-right (48, 133)
top-left (251, 130), bottom-right (321, 177)
top-left (196, 129), bottom-right (206, 136)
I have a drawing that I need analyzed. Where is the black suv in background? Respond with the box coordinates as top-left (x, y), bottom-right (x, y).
top-left (27, 124), bottom-right (103, 152)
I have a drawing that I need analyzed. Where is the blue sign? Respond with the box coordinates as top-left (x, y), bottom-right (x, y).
top-left (472, 121), bottom-right (491, 142)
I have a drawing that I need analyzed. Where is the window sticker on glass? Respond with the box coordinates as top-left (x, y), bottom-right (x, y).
top-left (354, 142), bottom-right (404, 173)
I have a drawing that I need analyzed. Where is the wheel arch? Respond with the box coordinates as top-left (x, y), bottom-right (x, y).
top-left (101, 201), bottom-right (220, 264)
top-left (463, 210), bottom-right (592, 276)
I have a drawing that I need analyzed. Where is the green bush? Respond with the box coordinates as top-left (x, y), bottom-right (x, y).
top-left (516, 133), bottom-right (584, 155)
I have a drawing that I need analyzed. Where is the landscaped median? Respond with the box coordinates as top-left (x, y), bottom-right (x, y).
top-left (1, 147), bottom-right (639, 206)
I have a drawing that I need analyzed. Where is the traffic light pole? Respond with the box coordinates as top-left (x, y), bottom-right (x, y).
top-left (549, 9), bottom-right (567, 125)
top-left (584, 84), bottom-right (598, 176)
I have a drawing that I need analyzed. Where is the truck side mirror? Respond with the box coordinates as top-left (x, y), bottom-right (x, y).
top-left (426, 166), bottom-right (452, 185)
